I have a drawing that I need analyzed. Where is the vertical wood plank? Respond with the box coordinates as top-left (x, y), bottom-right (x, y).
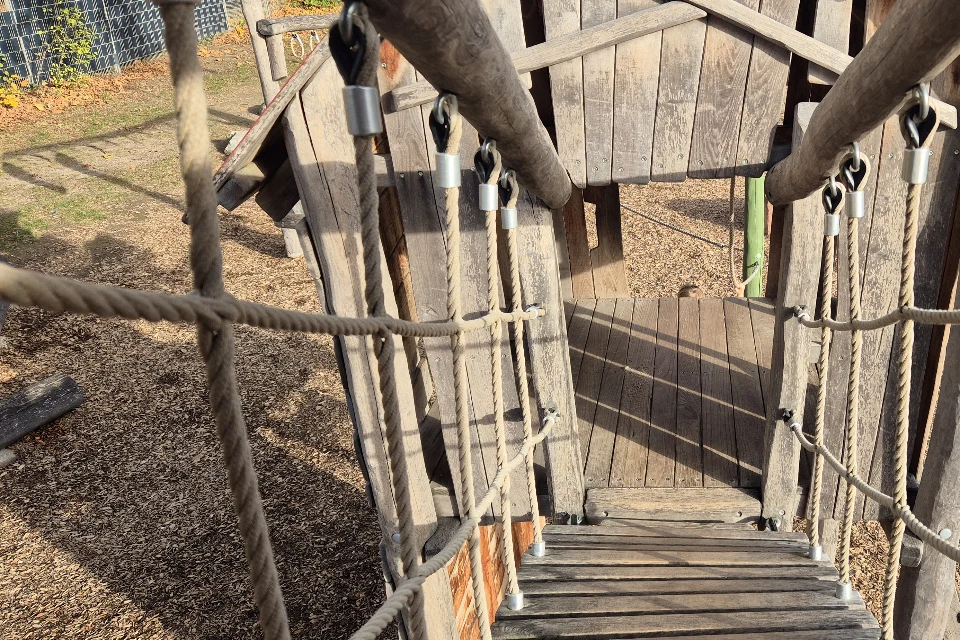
top-left (561, 187), bottom-right (597, 299)
top-left (517, 191), bottom-right (586, 518)
top-left (586, 184), bottom-right (630, 298)
top-left (675, 297), bottom-right (703, 487)
top-left (748, 297), bottom-right (775, 407)
top-left (645, 298), bottom-right (679, 487)
top-left (552, 204), bottom-right (574, 301)
top-left (577, 299), bottom-right (616, 463)
top-left (808, 0), bottom-right (853, 85)
top-left (584, 298), bottom-right (634, 487)
top-left (611, 0), bottom-right (661, 184)
top-left (480, 0), bottom-right (530, 87)
top-left (568, 299), bottom-right (597, 391)
top-left (735, 0), bottom-right (802, 177)
top-left (761, 103), bottom-right (822, 528)
top-left (610, 298), bottom-right (659, 486)
top-left (651, 17), bottom-right (707, 182)
top-left (543, 0), bottom-right (587, 188)
top-left (699, 297), bottom-right (740, 487)
top-left (582, 0), bottom-right (618, 186)
top-left (724, 297), bottom-right (766, 488)
top-left (687, 0), bottom-right (760, 179)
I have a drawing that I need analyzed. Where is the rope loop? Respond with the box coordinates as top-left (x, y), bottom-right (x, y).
top-left (499, 168), bottom-right (518, 206)
top-left (430, 93), bottom-right (459, 152)
top-left (902, 83), bottom-right (938, 149)
top-left (475, 138), bottom-right (499, 182)
top-left (821, 175), bottom-right (844, 214)
top-left (841, 144), bottom-right (870, 192)
top-left (330, 1), bottom-right (368, 85)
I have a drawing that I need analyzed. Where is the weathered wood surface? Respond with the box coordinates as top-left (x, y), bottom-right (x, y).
top-left (0, 374), bottom-right (83, 448)
top-left (256, 14), bottom-right (337, 37)
top-left (521, 577), bottom-right (833, 595)
top-left (573, 298), bottom-right (614, 472)
top-left (646, 298), bottom-right (679, 487)
top-left (724, 298), bottom-right (765, 488)
top-left (560, 188), bottom-right (595, 298)
top-left (808, 0), bottom-right (852, 85)
top-left (542, 0), bottom-right (586, 188)
top-left (650, 14), bottom-right (707, 182)
top-left (584, 185), bottom-right (629, 297)
top-left (765, 0), bottom-right (960, 204)
top-left (674, 297), bottom-right (702, 487)
top-left (687, 0), bottom-right (760, 179)
top-left (581, 0), bottom-right (617, 186)
top-left (240, 0), bottom-right (280, 99)
top-left (586, 487), bottom-right (761, 523)
top-left (761, 103), bottom-right (822, 528)
top-left (699, 297), bottom-right (739, 486)
top-left (364, 0), bottom-right (571, 209)
top-left (518, 562), bottom-right (838, 581)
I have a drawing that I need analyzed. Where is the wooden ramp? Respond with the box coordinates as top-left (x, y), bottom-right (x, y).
top-left (492, 522), bottom-right (880, 639)
top-left (567, 297), bottom-right (774, 491)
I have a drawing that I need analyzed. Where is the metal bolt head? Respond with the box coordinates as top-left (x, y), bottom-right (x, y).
top-left (779, 509), bottom-right (786, 516)
top-left (381, 62), bottom-right (387, 68)
top-left (698, 160), bottom-right (704, 166)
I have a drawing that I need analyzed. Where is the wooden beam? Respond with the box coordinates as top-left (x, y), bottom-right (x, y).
top-left (765, 0), bottom-right (960, 205)
top-left (0, 374), bottom-right (84, 448)
top-left (760, 103), bottom-right (823, 529)
top-left (894, 301), bottom-right (960, 639)
top-left (256, 14), bottom-right (337, 37)
top-left (808, 0), bottom-right (852, 85)
top-left (365, 0), bottom-right (570, 209)
top-left (240, 0), bottom-right (280, 100)
top-left (387, 2), bottom-right (706, 114)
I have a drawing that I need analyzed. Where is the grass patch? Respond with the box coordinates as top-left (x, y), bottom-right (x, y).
top-left (0, 188), bottom-right (118, 251)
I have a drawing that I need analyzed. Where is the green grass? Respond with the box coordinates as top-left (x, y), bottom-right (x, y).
top-left (0, 188), bottom-right (117, 251)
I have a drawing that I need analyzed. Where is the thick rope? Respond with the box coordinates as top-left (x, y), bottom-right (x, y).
top-left (796, 304), bottom-right (960, 330)
top-left (346, 12), bottom-right (427, 638)
top-left (808, 233), bottom-right (833, 549)
top-left (483, 153), bottom-right (521, 600)
top-left (157, 4), bottom-right (289, 639)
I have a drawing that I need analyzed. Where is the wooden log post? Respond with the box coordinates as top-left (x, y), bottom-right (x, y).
top-left (765, 0), bottom-right (960, 205)
top-left (894, 303), bottom-right (960, 639)
top-left (363, 0), bottom-right (572, 210)
top-left (760, 103), bottom-right (823, 530)
top-left (0, 374), bottom-right (84, 448)
top-left (743, 176), bottom-right (765, 297)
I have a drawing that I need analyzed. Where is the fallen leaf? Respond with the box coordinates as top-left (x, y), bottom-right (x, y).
top-left (102, 153), bottom-right (112, 159)
top-left (34, 103), bottom-right (44, 111)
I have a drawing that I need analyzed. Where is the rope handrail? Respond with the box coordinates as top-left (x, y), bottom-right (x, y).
top-left (795, 304), bottom-right (960, 331)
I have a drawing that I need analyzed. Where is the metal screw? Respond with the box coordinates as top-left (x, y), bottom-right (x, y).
top-left (779, 509), bottom-right (786, 516)
top-left (418, 171), bottom-right (424, 177)
top-left (954, 150), bottom-right (959, 155)
top-left (870, 155), bottom-right (876, 160)
top-left (602, 511), bottom-right (609, 517)
top-left (658, 163), bottom-right (664, 169)
top-left (593, 166), bottom-right (599, 172)
top-left (399, 173), bottom-right (405, 180)
top-left (641, 156), bottom-right (647, 161)
top-left (602, 157), bottom-right (607, 163)
top-left (576, 160), bottom-right (581, 166)
top-left (888, 153), bottom-right (894, 160)
top-left (678, 153), bottom-right (684, 159)
top-left (381, 62), bottom-right (387, 68)
top-left (618, 167), bottom-right (623, 172)
top-left (698, 160), bottom-right (704, 166)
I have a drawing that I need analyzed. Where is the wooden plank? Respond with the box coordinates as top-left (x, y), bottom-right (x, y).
top-left (586, 185), bottom-right (629, 297)
top-left (735, 0), bottom-right (802, 177)
top-left (542, 523), bottom-right (806, 540)
top-left (586, 487), bottom-right (761, 523)
top-left (240, 0), bottom-right (280, 100)
top-left (561, 188), bottom-right (596, 298)
top-left (687, 0), bottom-right (760, 179)
top-left (492, 609), bottom-right (879, 639)
top-left (256, 14), bottom-right (337, 36)
top-left (584, 299), bottom-right (634, 487)
top-left (748, 297), bottom-right (775, 406)
top-left (598, 517), bottom-right (759, 530)
top-left (675, 297), bottom-right (703, 487)
top-left (808, 0), bottom-right (853, 85)
top-left (520, 547), bottom-right (820, 567)
top-left (761, 103), bottom-right (822, 527)
top-left (521, 577), bottom-right (834, 596)
top-left (724, 297), bottom-right (765, 488)
top-left (540, 536), bottom-right (807, 551)
top-left (609, 298), bottom-right (658, 486)
top-left (582, 0), bottom-right (618, 186)
top-left (568, 299), bottom-right (597, 391)
top-left (611, 0), bottom-right (660, 184)
top-left (479, 0), bottom-right (529, 88)
top-left (577, 299), bottom-right (616, 461)
top-left (517, 563), bottom-right (838, 582)
top-left (516, 191), bottom-right (586, 518)
top-left (497, 590), bottom-right (860, 619)
top-left (0, 374), bottom-right (83, 448)
top-left (699, 297), bottom-right (740, 486)
top-left (645, 298), bottom-right (679, 487)
top-left (542, 0), bottom-right (586, 188)
top-left (651, 16), bottom-right (707, 182)
top-left (552, 204), bottom-right (574, 301)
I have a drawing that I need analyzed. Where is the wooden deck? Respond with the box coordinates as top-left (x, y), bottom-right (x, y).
top-left (567, 297), bottom-right (775, 490)
top-left (492, 522), bottom-right (880, 639)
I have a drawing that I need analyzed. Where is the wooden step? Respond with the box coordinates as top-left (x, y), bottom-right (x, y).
top-left (521, 577), bottom-right (837, 596)
top-left (521, 548), bottom-right (821, 567)
top-left (544, 524), bottom-right (805, 541)
top-left (598, 518), bottom-right (755, 530)
top-left (519, 563), bottom-right (838, 582)
top-left (586, 487), bottom-right (761, 523)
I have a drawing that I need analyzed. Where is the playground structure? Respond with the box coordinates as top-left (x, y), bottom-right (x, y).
top-left (3, 0), bottom-right (960, 639)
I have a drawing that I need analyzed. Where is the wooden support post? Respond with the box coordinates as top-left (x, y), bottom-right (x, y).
top-left (894, 303), bottom-right (960, 639)
top-left (743, 176), bottom-right (765, 298)
top-left (583, 184), bottom-right (629, 298)
top-left (760, 103), bottom-right (823, 530)
top-left (363, 0), bottom-right (571, 209)
top-left (766, 0), bottom-right (960, 205)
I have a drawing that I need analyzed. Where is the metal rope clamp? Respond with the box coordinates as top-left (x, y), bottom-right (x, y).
top-left (840, 142), bottom-right (870, 219)
top-left (330, 1), bottom-right (382, 137)
top-left (431, 93), bottom-right (461, 188)
top-left (821, 176), bottom-right (843, 237)
top-left (901, 83), bottom-right (939, 185)
top-left (475, 138), bottom-right (500, 211)
top-left (499, 169), bottom-right (519, 229)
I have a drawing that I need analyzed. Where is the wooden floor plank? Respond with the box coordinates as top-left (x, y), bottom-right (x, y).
top-left (675, 297), bottom-right (703, 487)
top-left (645, 299), bottom-right (679, 486)
top-left (747, 297), bottom-right (775, 410)
top-left (543, 523), bottom-right (806, 541)
top-left (496, 590), bottom-right (861, 619)
top-left (520, 577), bottom-right (836, 596)
top-left (698, 297), bottom-right (740, 486)
top-left (597, 518), bottom-right (754, 530)
top-left (540, 534), bottom-right (806, 550)
top-left (493, 609), bottom-right (879, 638)
top-left (609, 298), bottom-right (659, 486)
top-left (586, 487), bottom-right (760, 523)
top-left (724, 297), bottom-right (765, 487)
top-left (584, 299), bottom-right (634, 487)
top-left (518, 564), bottom-right (839, 582)
top-left (608, 633), bottom-right (879, 640)
top-left (577, 299), bottom-right (616, 463)
top-left (567, 299), bottom-right (596, 391)
top-left (521, 547), bottom-right (817, 567)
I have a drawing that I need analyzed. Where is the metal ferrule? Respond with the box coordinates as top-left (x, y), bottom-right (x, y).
top-left (808, 545), bottom-right (823, 561)
top-left (342, 85), bottom-right (383, 136)
top-left (501, 206), bottom-right (518, 230)
top-left (902, 148), bottom-right (931, 185)
top-left (505, 591), bottom-right (525, 611)
top-left (479, 183), bottom-right (499, 211)
top-left (836, 581), bottom-right (854, 601)
top-left (845, 190), bottom-right (865, 219)
top-left (824, 213), bottom-right (840, 237)
top-left (436, 152), bottom-right (461, 189)
top-left (531, 541), bottom-right (545, 557)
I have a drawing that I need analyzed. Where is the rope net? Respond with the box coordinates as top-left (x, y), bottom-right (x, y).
top-left (0, 4), bottom-right (553, 640)
top-left (791, 89), bottom-right (960, 639)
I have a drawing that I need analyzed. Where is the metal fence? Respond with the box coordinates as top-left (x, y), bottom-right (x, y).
top-left (0, 0), bottom-right (241, 84)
